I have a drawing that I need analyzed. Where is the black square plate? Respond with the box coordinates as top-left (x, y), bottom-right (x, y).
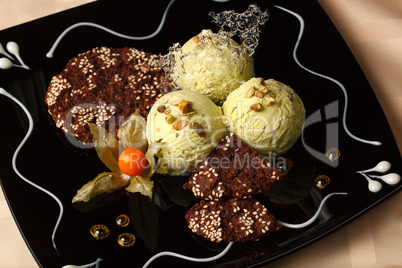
top-left (0, 0), bottom-right (401, 267)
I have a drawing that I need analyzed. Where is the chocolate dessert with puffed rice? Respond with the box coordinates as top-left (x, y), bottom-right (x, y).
top-left (183, 131), bottom-right (284, 200)
top-left (185, 197), bottom-right (282, 243)
top-left (45, 46), bottom-right (174, 144)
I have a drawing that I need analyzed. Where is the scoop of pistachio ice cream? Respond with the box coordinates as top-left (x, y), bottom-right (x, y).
top-left (147, 90), bottom-right (226, 175)
top-left (222, 78), bottom-right (305, 156)
top-left (171, 29), bottom-right (254, 105)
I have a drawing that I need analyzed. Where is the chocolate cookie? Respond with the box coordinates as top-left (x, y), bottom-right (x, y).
top-left (183, 131), bottom-right (283, 200)
top-left (45, 47), bottom-right (174, 144)
top-left (185, 197), bottom-right (282, 243)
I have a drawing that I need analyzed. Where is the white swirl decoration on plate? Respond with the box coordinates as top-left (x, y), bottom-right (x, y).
top-left (0, 88), bottom-right (63, 255)
top-left (46, 0), bottom-right (176, 58)
top-left (356, 161), bottom-right (400, 193)
top-left (274, 5), bottom-right (381, 147)
top-left (274, 6), bottom-right (400, 193)
top-left (62, 258), bottom-right (103, 268)
top-left (278, 192), bottom-right (348, 229)
top-left (140, 192), bottom-right (347, 267)
top-left (0, 42), bottom-right (30, 70)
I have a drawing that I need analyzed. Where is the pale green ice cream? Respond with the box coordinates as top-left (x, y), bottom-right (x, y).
top-left (171, 29), bottom-right (254, 105)
top-left (222, 78), bottom-right (305, 156)
top-left (147, 90), bottom-right (226, 175)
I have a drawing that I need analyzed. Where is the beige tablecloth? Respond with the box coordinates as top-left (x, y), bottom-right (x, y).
top-left (0, 0), bottom-right (401, 267)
